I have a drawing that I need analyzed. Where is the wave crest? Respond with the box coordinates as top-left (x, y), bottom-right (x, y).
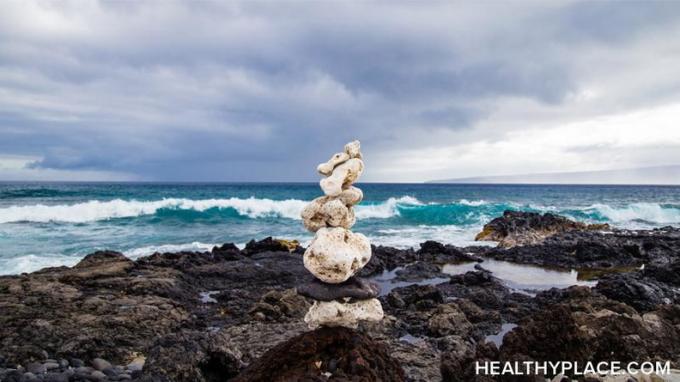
top-left (1, 196), bottom-right (679, 227)
top-left (355, 196), bottom-right (423, 219)
top-left (585, 203), bottom-right (680, 224)
top-left (0, 197), bottom-right (308, 223)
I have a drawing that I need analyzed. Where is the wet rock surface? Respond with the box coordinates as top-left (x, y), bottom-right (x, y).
top-left (232, 327), bottom-right (405, 382)
top-left (297, 276), bottom-right (380, 301)
top-left (479, 212), bottom-right (680, 270)
top-left (475, 210), bottom-right (609, 248)
top-left (1, 212), bottom-right (679, 381)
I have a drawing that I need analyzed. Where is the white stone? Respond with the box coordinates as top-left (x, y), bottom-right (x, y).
top-left (303, 227), bottom-right (371, 283)
top-left (320, 158), bottom-right (363, 197)
top-left (304, 298), bottom-right (383, 329)
top-left (301, 196), bottom-right (356, 232)
top-left (317, 152), bottom-right (350, 176)
top-left (344, 140), bottom-right (362, 159)
top-left (337, 186), bottom-right (363, 206)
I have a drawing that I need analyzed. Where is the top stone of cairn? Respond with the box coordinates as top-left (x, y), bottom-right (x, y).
top-left (317, 141), bottom-right (364, 197)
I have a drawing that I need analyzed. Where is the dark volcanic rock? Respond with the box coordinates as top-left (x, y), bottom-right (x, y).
top-left (475, 210), bottom-right (609, 248)
top-left (0, 244), bottom-right (309, 366)
top-left (248, 288), bottom-right (310, 321)
top-left (140, 330), bottom-right (243, 382)
top-left (297, 277), bottom-right (380, 301)
top-left (480, 226), bottom-right (680, 269)
top-left (499, 288), bottom-right (680, 370)
top-left (241, 237), bottom-right (302, 256)
top-left (2, 225), bottom-right (680, 382)
top-left (231, 327), bottom-right (406, 382)
top-left (417, 241), bottom-right (481, 263)
top-left (361, 243), bottom-right (480, 279)
top-left (595, 261), bottom-right (680, 312)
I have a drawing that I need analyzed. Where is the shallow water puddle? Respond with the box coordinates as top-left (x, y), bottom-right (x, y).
top-left (199, 290), bottom-right (219, 304)
top-left (399, 333), bottom-right (427, 344)
top-left (485, 323), bottom-right (517, 347)
top-left (442, 259), bottom-right (597, 292)
top-left (373, 267), bottom-right (450, 296)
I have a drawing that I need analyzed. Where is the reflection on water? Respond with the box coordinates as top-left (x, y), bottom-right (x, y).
top-left (442, 258), bottom-right (598, 292)
top-left (373, 267), bottom-right (450, 296)
top-left (199, 290), bottom-right (219, 304)
top-left (485, 323), bottom-right (517, 347)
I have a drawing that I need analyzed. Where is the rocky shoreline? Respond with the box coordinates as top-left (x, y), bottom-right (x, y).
top-left (1, 212), bottom-right (680, 381)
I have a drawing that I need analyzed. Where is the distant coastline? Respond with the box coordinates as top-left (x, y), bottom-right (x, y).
top-left (428, 165), bottom-right (680, 185)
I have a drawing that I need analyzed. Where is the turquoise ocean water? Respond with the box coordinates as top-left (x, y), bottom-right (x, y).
top-left (1, 182), bottom-right (679, 275)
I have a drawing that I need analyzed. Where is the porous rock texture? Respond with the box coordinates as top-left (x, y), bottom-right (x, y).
top-left (304, 298), bottom-right (384, 329)
top-left (320, 158), bottom-right (364, 197)
top-left (301, 195), bottom-right (357, 232)
top-left (300, 140), bottom-right (384, 330)
top-left (231, 327), bottom-right (405, 382)
top-left (303, 227), bottom-right (372, 284)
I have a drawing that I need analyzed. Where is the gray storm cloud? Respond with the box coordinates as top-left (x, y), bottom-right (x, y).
top-left (1, 1), bottom-right (680, 181)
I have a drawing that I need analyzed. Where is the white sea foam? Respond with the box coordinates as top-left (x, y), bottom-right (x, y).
top-left (124, 241), bottom-right (221, 259)
top-left (586, 203), bottom-right (680, 224)
top-left (458, 199), bottom-right (487, 206)
top-left (0, 197), bottom-right (308, 223)
top-left (0, 253), bottom-right (80, 276)
top-left (354, 196), bottom-right (423, 219)
top-left (372, 224), bottom-right (493, 249)
top-left (0, 196), bottom-right (427, 223)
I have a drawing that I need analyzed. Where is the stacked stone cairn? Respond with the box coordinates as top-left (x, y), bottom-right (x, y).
top-left (297, 140), bottom-right (384, 329)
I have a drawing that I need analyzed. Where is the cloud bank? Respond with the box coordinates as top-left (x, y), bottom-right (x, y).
top-left (1, 1), bottom-right (680, 182)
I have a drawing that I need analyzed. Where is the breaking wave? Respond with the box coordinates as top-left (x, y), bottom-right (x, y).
top-left (0, 197), bottom-right (679, 227)
top-left (0, 197), bottom-right (309, 223)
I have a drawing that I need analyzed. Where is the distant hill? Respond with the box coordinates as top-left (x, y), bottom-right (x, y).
top-left (428, 165), bottom-right (680, 185)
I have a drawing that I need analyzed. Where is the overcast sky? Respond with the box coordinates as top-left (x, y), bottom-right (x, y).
top-left (1, 1), bottom-right (680, 182)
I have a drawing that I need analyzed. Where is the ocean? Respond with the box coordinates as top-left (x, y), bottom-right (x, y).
top-left (1, 182), bottom-right (679, 275)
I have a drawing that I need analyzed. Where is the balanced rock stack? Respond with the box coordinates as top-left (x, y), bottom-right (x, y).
top-left (297, 140), bottom-right (384, 329)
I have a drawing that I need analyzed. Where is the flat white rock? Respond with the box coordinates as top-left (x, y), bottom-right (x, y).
top-left (303, 227), bottom-right (371, 283)
top-left (304, 298), bottom-right (383, 329)
top-left (320, 158), bottom-right (364, 197)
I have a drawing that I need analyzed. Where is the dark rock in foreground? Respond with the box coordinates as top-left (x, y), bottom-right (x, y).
top-left (595, 260), bottom-right (680, 312)
top-left (231, 327), bottom-right (405, 382)
top-left (499, 286), bottom-right (680, 369)
top-left (1, 217), bottom-right (680, 381)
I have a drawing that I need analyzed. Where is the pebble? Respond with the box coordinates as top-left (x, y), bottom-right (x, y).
top-left (74, 372), bottom-right (95, 381)
top-left (22, 372), bottom-right (38, 381)
top-left (126, 356), bottom-right (145, 372)
top-left (70, 358), bottom-right (85, 368)
top-left (44, 361), bottom-right (60, 370)
top-left (102, 367), bottom-right (118, 377)
top-left (58, 359), bottom-right (69, 368)
top-left (118, 374), bottom-right (132, 380)
top-left (91, 358), bottom-right (112, 371)
top-left (75, 366), bottom-right (94, 374)
top-left (91, 370), bottom-right (107, 380)
top-left (39, 350), bottom-right (49, 360)
top-left (44, 372), bottom-right (69, 382)
top-left (25, 362), bottom-right (46, 374)
top-left (130, 370), bottom-right (143, 379)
